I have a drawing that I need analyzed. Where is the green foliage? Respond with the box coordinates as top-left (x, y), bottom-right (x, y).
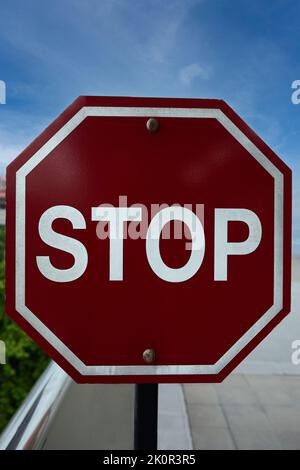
top-left (0, 226), bottom-right (49, 433)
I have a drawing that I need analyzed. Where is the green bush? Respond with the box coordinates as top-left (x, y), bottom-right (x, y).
top-left (0, 226), bottom-right (49, 433)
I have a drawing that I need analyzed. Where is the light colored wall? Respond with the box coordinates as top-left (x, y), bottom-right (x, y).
top-left (43, 383), bottom-right (134, 450)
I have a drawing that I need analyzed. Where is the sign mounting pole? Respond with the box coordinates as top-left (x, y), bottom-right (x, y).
top-left (134, 383), bottom-right (158, 450)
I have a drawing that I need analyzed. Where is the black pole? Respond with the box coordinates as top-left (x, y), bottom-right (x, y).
top-left (134, 383), bottom-right (158, 450)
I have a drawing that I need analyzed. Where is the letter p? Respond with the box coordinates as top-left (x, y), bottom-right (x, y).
top-left (214, 208), bottom-right (262, 281)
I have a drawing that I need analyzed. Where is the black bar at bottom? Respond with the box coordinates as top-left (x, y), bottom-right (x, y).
top-left (134, 383), bottom-right (158, 450)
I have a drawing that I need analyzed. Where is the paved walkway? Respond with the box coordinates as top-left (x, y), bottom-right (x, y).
top-left (184, 375), bottom-right (300, 449)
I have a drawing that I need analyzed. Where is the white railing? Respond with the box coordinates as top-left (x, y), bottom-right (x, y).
top-left (0, 362), bottom-right (70, 449)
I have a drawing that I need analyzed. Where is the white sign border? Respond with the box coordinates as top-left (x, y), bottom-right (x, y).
top-left (15, 106), bottom-right (283, 376)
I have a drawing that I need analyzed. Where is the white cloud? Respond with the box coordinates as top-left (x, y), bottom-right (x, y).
top-left (179, 63), bottom-right (212, 85)
top-left (132, 0), bottom-right (201, 66)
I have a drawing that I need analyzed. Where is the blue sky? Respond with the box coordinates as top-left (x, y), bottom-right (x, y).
top-left (0, 0), bottom-right (299, 251)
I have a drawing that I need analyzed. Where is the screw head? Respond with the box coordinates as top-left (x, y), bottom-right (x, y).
top-left (143, 348), bottom-right (156, 363)
top-left (146, 118), bottom-right (159, 133)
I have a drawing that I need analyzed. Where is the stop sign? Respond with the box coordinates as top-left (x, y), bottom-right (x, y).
top-left (6, 96), bottom-right (291, 383)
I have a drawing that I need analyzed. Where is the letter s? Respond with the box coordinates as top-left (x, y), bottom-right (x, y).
top-left (36, 205), bottom-right (88, 282)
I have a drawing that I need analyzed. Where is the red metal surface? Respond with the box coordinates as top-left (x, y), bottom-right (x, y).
top-left (5, 96), bottom-right (292, 383)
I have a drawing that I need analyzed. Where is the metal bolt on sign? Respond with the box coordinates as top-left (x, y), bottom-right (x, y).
top-left (143, 348), bottom-right (156, 363)
top-left (146, 117), bottom-right (159, 133)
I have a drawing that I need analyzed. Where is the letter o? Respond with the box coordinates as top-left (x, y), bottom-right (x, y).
top-left (146, 206), bottom-right (205, 282)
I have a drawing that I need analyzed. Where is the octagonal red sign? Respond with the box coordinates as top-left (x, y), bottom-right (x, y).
top-left (6, 96), bottom-right (292, 383)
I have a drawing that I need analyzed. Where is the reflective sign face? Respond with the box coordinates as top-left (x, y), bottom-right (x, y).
top-left (6, 97), bottom-right (292, 383)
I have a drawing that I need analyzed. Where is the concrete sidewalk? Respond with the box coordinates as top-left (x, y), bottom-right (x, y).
top-left (184, 374), bottom-right (300, 450)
